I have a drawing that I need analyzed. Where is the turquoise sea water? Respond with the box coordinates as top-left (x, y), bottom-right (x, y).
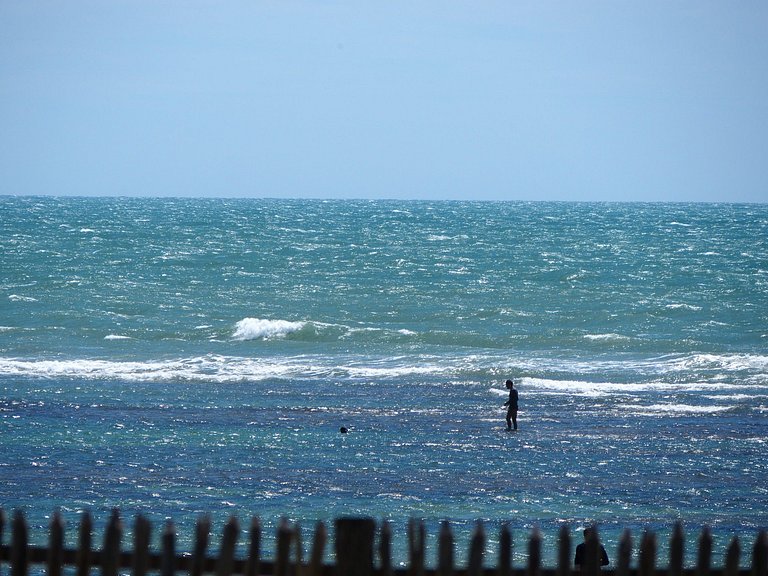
top-left (1, 197), bottom-right (767, 565)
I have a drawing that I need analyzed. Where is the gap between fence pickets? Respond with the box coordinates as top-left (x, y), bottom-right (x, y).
top-left (0, 510), bottom-right (766, 576)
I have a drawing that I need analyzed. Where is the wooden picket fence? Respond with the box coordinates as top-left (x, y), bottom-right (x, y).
top-left (1, 509), bottom-right (767, 576)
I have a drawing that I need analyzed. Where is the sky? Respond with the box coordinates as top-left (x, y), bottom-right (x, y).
top-left (1, 1), bottom-right (767, 203)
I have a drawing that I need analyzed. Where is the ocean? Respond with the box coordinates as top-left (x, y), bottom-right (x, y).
top-left (1, 197), bottom-right (767, 566)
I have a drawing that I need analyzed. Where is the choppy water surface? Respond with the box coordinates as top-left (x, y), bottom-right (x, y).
top-left (1, 197), bottom-right (767, 565)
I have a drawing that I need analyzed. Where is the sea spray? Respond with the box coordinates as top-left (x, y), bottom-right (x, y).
top-left (233, 318), bottom-right (306, 340)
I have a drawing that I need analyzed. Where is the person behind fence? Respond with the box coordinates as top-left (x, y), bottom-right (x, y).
top-left (574, 527), bottom-right (609, 569)
top-left (503, 379), bottom-right (518, 431)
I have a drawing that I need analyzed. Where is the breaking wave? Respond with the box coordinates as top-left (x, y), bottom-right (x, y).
top-left (232, 318), bottom-right (306, 340)
top-left (0, 355), bottom-right (450, 384)
top-left (0, 352), bottom-right (766, 390)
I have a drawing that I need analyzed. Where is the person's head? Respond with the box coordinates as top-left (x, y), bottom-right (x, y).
top-left (506, 379), bottom-right (514, 389)
top-left (583, 527), bottom-right (595, 540)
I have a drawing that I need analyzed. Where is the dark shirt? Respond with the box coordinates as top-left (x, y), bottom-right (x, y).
top-left (506, 389), bottom-right (519, 410)
top-left (574, 542), bottom-right (609, 567)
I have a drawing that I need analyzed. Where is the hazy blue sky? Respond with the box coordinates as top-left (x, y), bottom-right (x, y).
top-left (1, 1), bottom-right (766, 202)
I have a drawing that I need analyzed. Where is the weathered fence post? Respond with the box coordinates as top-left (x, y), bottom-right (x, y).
top-left (335, 518), bottom-right (375, 576)
top-left (161, 521), bottom-right (176, 576)
top-left (275, 519), bottom-right (292, 576)
top-left (468, 522), bottom-right (485, 576)
top-left (528, 527), bottom-right (541, 576)
top-left (308, 521), bottom-right (326, 576)
top-left (583, 527), bottom-right (600, 576)
top-left (752, 530), bottom-right (768, 576)
top-left (11, 510), bottom-right (27, 576)
top-left (192, 515), bottom-right (211, 576)
top-left (0, 509), bottom-right (5, 576)
top-left (670, 523), bottom-right (684, 576)
top-left (437, 521), bottom-right (453, 576)
top-left (408, 520), bottom-right (425, 576)
top-left (76, 511), bottom-right (93, 576)
top-left (616, 529), bottom-right (632, 576)
top-left (639, 531), bottom-right (656, 576)
top-left (245, 517), bottom-right (262, 576)
top-left (48, 511), bottom-right (64, 576)
top-left (725, 538), bottom-right (740, 576)
top-left (216, 517), bottom-right (240, 576)
top-left (133, 515), bottom-right (151, 576)
top-left (293, 523), bottom-right (304, 576)
top-left (698, 527), bottom-right (713, 576)
top-left (379, 520), bottom-right (393, 576)
top-left (556, 525), bottom-right (570, 576)
top-left (498, 523), bottom-right (512, 576)
top-left (102, 509), bottom-right (122, 576)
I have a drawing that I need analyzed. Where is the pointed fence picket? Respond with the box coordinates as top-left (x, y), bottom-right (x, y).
top-left (0, 509), bottom-right (766, 576)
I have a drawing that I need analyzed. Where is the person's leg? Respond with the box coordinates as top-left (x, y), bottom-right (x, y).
top-left (512, 411), bottom-right (518, 430)
top-left (505, 410), bottom-right (512, 430)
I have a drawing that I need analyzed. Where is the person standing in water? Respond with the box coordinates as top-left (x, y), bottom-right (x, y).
top-left (504, 379), bottom-right (519, 430)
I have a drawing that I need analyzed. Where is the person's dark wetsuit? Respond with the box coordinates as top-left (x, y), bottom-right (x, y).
top-left (504, 379), bottom-right (518, 431)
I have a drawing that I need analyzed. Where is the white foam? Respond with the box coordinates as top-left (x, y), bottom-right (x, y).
top-left (619, 403), bottom-right (731, 415)
top-left (665, 303), bottom-right (703, 311)
top-left (705, 394), bottom-right (765, 401)
top-left (507, 352), bottom-right (768, 379)
top-left (8, 294), bottom-right (38, 302)
top-left (0, 356), bottom-right (299, 383)
top-left (522, 377), bottom-right (760, 395)
top-left (1, 350), bottom-right (766, 391)
top-left (0, 353), bottom-right (454, 384)
top-left (668, 353), bottom-right (768, 372)
top-left (343, 364), bottom-right (445, 378)
top-left (104, 334), bottom-right (131, 340)
top-left (583, 333), bottom-right (630, 341)
top-left (232, 318), bottom-right (305, 341)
